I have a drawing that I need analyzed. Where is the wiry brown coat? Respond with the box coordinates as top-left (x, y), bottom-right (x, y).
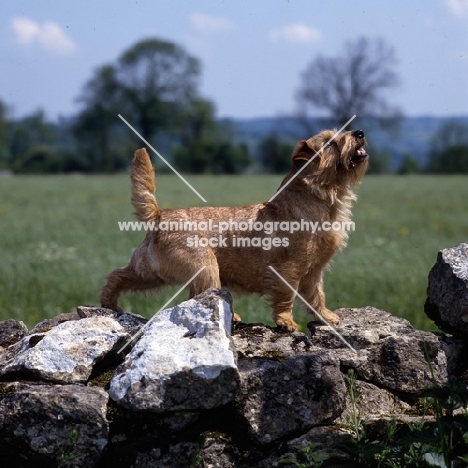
top-left (100, 129), bottom-right (369, 330)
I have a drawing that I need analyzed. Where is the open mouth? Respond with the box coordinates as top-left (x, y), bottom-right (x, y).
top-left (350, 147), bottom-right (368, 166)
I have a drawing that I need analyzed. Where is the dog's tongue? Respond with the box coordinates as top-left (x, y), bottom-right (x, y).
top-left (351, 147), bottom-right (368, 164)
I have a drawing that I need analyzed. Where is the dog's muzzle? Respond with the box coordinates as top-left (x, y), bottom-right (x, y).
top-left (350, 129), bottom-right (368, 166)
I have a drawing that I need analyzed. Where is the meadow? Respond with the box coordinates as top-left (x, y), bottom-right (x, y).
top-left (0, 173), bottom-right (467, 332)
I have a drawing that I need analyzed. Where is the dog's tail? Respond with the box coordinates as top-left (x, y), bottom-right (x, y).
top-left (131, 148), bottom-right (160, 222)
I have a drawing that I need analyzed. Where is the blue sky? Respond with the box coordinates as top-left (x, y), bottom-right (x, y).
top-left (1, 0), bottom-right (467, 120)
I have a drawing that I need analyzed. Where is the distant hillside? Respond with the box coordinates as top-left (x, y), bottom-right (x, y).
top-left (53, 114), bottom-right (468, 172)
top-left (224, 116), bottom-right (468, 170)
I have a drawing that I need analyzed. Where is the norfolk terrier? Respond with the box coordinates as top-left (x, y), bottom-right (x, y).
top-left (100, 129), bottom-right (368, 331)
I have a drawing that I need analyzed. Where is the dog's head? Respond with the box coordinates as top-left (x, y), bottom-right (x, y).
top-left (291, 129), bottom-right (369, 186)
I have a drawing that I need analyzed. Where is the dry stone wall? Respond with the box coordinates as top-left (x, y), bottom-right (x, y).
top-left (0, 243), bottom-right (467, 467)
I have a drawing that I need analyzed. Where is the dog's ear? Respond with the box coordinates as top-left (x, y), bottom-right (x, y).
top-left (292, 140), bottom-right (316, 172)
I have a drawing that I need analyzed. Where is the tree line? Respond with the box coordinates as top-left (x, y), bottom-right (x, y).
top-left (0, 36), bottom-right (467, 175)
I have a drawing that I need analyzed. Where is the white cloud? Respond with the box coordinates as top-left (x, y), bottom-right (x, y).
top-left (189, 13), bottom-right (233, 34)
top-left (445, 0), bottom-right (468, 17)
top-left (11, 17), bottom-right (39, 44)
top-left (11, 17), bottom-right (77, 55)
top-left (269, 23), bottom-right (322, 44)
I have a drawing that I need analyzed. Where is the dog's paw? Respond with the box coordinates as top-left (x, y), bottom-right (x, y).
top-left (320, 309), bottom-right (340, 326)
top-left (275, 318), bottom-right (299, 332)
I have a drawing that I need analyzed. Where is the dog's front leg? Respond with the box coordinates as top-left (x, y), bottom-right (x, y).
top-left (273, 302), bottom-right (299, 332)
top-left (298, 271), bottom-right (339, 325)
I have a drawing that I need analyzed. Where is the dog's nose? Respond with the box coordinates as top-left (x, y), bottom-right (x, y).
top-left (353, 130), bottom-right (365, 139)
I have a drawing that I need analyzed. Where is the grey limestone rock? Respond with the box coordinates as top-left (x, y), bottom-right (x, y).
top-left (0, 382), bottom-right (109, 467)
top-left (0, 316), bottom-right (129, 383)
top-left (133, 443), bottom-right (200, 468)
top-left (235, 349), bottom-right (346, 444)
top-left (335, 379), bottom-right (411, 425)
top-left (310, 306), bottom-right (448, 393)
top-left (425, 243), bottom-right (468, 336)
top-left (76, 305), bottom-right (148, 336)
top-left (0, 319), bottom-right (28, 348)
top-left (109, 288), bottom-right (240, 412)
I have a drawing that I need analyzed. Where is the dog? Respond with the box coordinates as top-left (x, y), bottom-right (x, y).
top-left (100, 129), bottom-right (368, 331)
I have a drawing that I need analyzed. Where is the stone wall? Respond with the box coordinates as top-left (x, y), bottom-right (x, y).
top-left (0, 243), bottom-right (467, 467)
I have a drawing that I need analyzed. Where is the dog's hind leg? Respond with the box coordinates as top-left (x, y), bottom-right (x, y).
top-left (188, 250), bottom-right (245, 322)
top-left (100, 265), bottom-right (161, 312)
top-left (188, 250), bottom-right (221, 296)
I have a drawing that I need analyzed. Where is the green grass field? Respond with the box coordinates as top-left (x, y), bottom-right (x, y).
top-left (1, 173), bottom-right (467, 332)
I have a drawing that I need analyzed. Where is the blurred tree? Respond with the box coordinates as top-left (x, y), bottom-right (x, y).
top-left (172, 100), bottom-right (250, 174)
top-left (426, 121), bottom-right (468, 174)
top-left (73, 38), bottom-right (204, 172)
top-left (296, 37), bottom-right (401, 130)
top-left (258, 135), bottom-right (292, 174)
top-left (73, 65), bottom-right (125, 172)
top-left (430, 120), bottom-right (468, 153)
top-left (0, 100), bottom-right (9, 168)
top-left (9, 125), bottom-right (29, 164)
top-left (212, 142), bottom-right (250, 174)
top-left (366, 144), bottom-right (392, 174)
top-left (117, 38), bottom-right (201, 142)
top-left (428, 146), bottom-right (468, 174)
top-left (180, 99), bottom-right (218, 165)
top-left (397, 153), bottom-right (420, 174)
top-left (173, 140), bottom-right (250, 174)
top-left (172, 99), bottom-right (219, 173)
top-left (9, 110), bottom-right (58, 170)
top-left (13, 145), bottom-right (61, 174)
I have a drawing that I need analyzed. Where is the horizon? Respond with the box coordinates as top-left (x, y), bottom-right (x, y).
top-left (36, 113), bottom-right (468, 126)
